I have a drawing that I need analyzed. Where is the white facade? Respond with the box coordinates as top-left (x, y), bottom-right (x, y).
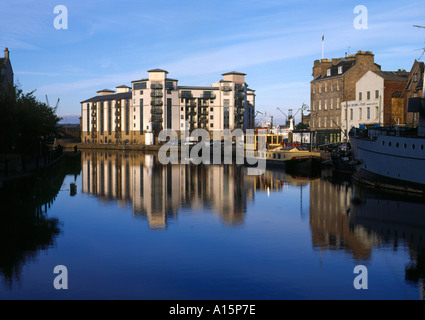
top-left (341, 70), bottom-right (383, 137)
top-left (81, 69), bottom-right (256, 144)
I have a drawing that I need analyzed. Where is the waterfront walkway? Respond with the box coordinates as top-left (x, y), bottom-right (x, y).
top-left (0, 151), bottom-right (79, 184)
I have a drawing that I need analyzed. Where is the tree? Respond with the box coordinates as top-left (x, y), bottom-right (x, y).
top-left (0, 86), bottom-right (61, 155)
top-left (295, 122), bottom-right (309, 130)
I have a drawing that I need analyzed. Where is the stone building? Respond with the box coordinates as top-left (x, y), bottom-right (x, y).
top-left (310, 51), bottom-right (381, 144)
top-left (0, 48), bottom-right (13, 96)
top-left (403, 59), bottom-right (424, 126)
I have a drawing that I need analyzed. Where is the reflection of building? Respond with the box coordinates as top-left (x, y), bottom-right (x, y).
top-left (309, 177), bottom-right (376, 261)
top-left (81, 69), bottom-right (256, 144)
top-left (81, 151), bottom-right (248, 228)
top-left (349, 184), bottom-right (425, 297)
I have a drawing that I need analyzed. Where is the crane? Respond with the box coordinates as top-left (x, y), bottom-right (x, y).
top-left (414, 25), bottom-right (425, 60)
top-left (45, 95), bottom-right (60, 110)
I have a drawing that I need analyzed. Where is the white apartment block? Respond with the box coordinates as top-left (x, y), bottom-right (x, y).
top-left (81, 69), bottom-right (256, 144)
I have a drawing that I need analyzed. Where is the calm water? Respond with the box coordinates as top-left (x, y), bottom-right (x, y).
top-left (1, 150), bottom-right (425, 300)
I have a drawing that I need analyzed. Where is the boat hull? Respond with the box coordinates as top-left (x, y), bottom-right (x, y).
top-left (350, 134), bottom-right (425, 191)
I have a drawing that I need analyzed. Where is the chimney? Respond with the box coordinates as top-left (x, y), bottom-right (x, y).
top-left (4, 47), bottom-right (9, 60)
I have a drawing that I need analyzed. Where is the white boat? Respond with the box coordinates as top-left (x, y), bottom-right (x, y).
top-left (349, 94), bottom-right (425, 193)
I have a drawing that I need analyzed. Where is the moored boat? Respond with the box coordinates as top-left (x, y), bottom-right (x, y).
top-left (255, 145), bottom-right (322, 171)
top-left (349, 93), bottom-right (425, 193)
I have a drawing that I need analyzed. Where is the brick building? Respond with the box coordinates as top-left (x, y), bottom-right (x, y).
top-left (310, 51), bottom-right (381, 144)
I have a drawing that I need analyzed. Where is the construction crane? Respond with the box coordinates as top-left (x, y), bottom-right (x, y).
top-left (45, 95), bottom-right (60, 110)
top-left (414, 25), bottom-right (425, 60)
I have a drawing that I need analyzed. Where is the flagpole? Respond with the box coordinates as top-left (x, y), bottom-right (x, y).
top-left (322, 33), bottom-right (324, 59)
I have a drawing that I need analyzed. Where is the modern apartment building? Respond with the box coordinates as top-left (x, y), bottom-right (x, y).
top-left (81, 69), bottom-right (255, 144)
top-left (310, 51), bottom-right (381, 143)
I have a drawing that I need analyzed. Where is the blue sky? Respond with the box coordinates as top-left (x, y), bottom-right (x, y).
top-left (1, 0), bottom-right (424, 124)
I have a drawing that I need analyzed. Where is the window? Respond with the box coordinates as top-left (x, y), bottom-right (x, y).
top-left (375, 90), bottom-right (379, 99)
top-left (359, 92), bottom-right (362, 100)
top-left (367, 91), bottom-right (370, 100)
top-left (324, 99), bottom-right (327, 110)
top-left (327, 69), bottom-right (331, 77)
top-left (133, 82), bottom-right (147, 90)
top-left (414, 73), bottom-right (418, 82)
top-left (375, 106), bottom-right (379, 120)
top-left (313, 85), bottom-right (316, 94)
top-left (337, 98), bottom-right (340, 109)
top-left (210, 115), bottom-right (213, 120)
top-left (325, 83), bottom-right (327, 92)
top-left (338, 66), bottom-right (343, 74)
top-left (210, 107), bottom-right (214, 111)
top-left (350, 109), bottom-right (353, 120)
top-left (367, 107), bottom-right (370, 120)
top-left (330, 98), bottom-right (333, 109)
top-left (319, 100), bottom-right (322, 110)
top-left (359, 108), bottom-right (362, 120)
top-left (140, 99), bottom-right (143, 134)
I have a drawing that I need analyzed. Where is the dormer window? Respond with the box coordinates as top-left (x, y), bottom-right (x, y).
top-left (414, 73), bottom-right (418, 82)
top-left (327, 69), bottom-right (331, 77)
top-left (338, 66), bottom-right (343, 74)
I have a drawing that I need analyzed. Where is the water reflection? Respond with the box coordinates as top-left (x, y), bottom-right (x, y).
top-left (0, 155), bottom-right (81, 287)
top-left (312, 169), bottom-right (425, 296)
top-left (81, 151), bottom-right (252, 228)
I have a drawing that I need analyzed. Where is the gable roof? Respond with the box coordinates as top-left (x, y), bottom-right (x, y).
top-left (373, 70), bottom-right (409, 82)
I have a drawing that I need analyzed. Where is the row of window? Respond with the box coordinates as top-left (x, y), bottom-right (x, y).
top-left (312, 80), bottom-right (342, 93)
top-left (359, 90), bottom-right (380, 101)
top-left (312, 98), bottom-right (341, 111)
top-left (311, 116), bottom-right (340, 128)
top-left (347, 106), bottom-right (379, 121)
top-left (382, 140), bottom-right (425, 151)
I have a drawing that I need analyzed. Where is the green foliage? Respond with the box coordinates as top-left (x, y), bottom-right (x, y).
top-left (0, 86), bottom-right (61, 154)
top-left (295, 122), bottom-right (309, 130)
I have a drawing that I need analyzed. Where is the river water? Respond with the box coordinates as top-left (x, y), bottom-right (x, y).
top-left (1, 150), bottom-right (425, 300)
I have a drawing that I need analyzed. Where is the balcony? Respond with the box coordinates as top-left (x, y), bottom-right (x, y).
top-left (235, 84), bottom-right (244, 92)
top-left (151, 107), bottom-right (163, 114)
top-left (115, 111), bottom-right (121, 116)
top-left (222, 85), bottom-right (232, 91)
top-left (235, 91), bottom-right (244, 99)
top-left (201, 93), bottom-right (216, 99)
top-left (151, 115), bottom-right (163, 123)
top-left (115, 118), bottom-right (121, 124)
top-left (151, 99), bottom-right (163, 107)
top-left (151, 82), bottom-right (163, 89)
top-left (91, 105), bottom-right (97, 110)
top-left (179, 91), bottom-right (193, 99)
top-left (151, 90), bottom-right (163, 98)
